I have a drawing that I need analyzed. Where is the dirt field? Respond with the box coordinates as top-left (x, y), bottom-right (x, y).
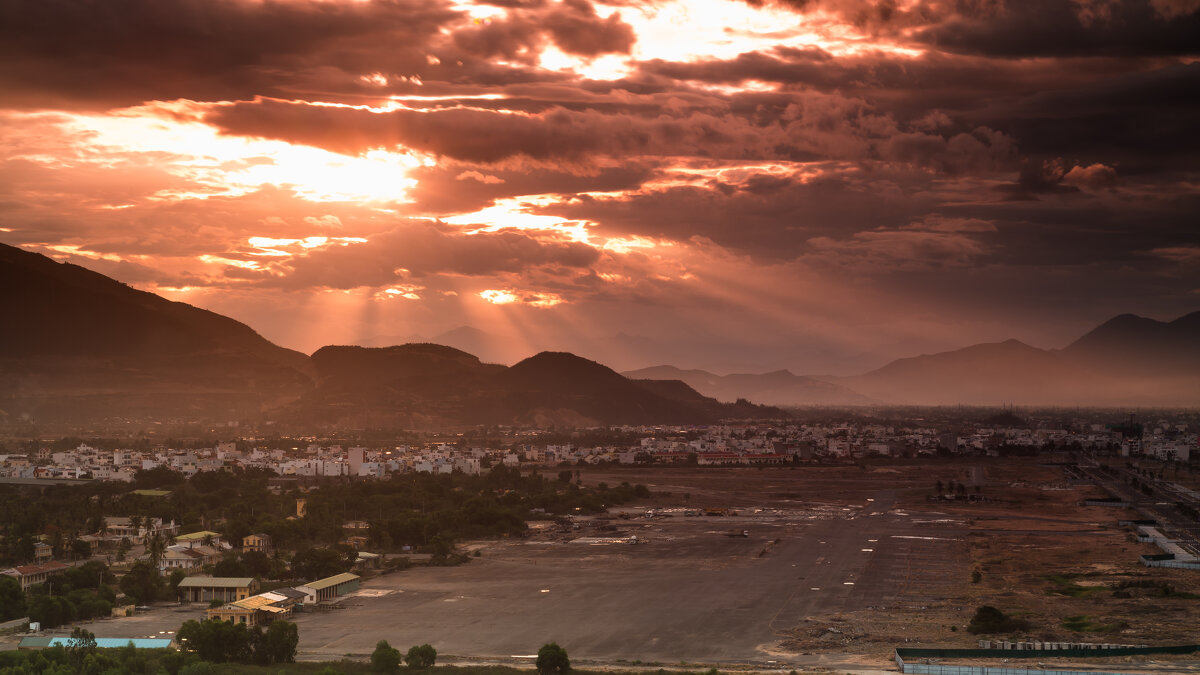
top-left (60, 459), bottom-right (1200, 670)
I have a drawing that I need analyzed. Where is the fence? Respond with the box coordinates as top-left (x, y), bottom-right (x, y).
top-left (895, 647), bottom-right (1198, 675)
top-left (1142, 557), bottom-right (1200, 569)
top-left (897, 646), bottom-right (1198, 660)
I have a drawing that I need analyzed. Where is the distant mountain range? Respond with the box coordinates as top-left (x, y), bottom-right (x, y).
top-left (622, 366), bottom-right (873, 406)
top-left (1, 242), bottom-right (1196, 427)
top-left (626, 315), bottom-right (1200, 407)
top-left (0, 243), bottom-right (778, 427)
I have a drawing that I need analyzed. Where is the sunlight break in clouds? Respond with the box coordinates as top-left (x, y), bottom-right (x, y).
top-left (480, 289), bottom-right (565, 308)
top-left (0, 0), bottom-right (1194, 372)
top-left (29, 103), bottom-right (426, 204)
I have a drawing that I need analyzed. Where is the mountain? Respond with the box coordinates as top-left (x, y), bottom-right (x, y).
top-left (1061, 311), bottom-right (1200, 376)
top-left (839, 331), bottom-right (1200, 407)
top-left (286, 348), bottom-right (782, 427)
top-left (358, 326), bottom-right (520, 364)
top-left (622, 365), bottom-right (873, 406)
top-left (0, 243), bottom-right (313, 423)
top-left (428, 326), bottom-right (516, 364)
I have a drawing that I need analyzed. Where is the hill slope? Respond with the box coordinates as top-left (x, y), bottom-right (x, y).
top-left (1062, 311), bottom-right (1200, 376)
top-left (840, 332), bottom-right (1199, 407)
top-left (286, 349), bottom-right (782, 428)
top-left (0, 243), bottom-right (313, 423)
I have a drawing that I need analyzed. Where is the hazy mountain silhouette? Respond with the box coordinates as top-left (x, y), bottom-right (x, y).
top-left (1061, 311), bottom-right (1200, 376)
top-left (288, 348), bottom-right (781, 427)
top-left (3, 243), bottom-right (1196, 422)
top-left (357, 326), bottom-right (519, 365)
top-left (622, 365), bottom-right (873, 406)
top-left (635, 312), bottom-right (1199, 407)
top-left (0, 243), bottom-right (312, 422)
top-left (839, 329), bottom-right (1199, 406)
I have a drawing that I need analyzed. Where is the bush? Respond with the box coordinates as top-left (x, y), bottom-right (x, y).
top-left (371, 640), bottom-right (401, 673)
top-left (405, 643), bottom-right (437, 669)
top-left (967, 606), bottom-right (1033, 634)
top-left (537, 642), bottom-right (570, 675)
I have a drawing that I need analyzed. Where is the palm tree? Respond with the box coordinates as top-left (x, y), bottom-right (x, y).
top-left (146, 532), bottom-right (168, 572)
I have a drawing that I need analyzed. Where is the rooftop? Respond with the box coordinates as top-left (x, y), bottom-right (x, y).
top-left (300, 572), bottom-right (359, 591)
top-left (177, 576), bottom-right (255, 588)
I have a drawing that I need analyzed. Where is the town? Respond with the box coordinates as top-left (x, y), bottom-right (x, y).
top-left (0, 408), bottom-right (1198, 674)
top-left (2, 410), bottom-right (1195, 483)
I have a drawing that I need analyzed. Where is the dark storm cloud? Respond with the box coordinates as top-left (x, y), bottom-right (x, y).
top-left (0, 0), bottom-right (459, 109)
top-left (978, 63), bottom-right (1200, 174)
top-left (452, 0), bottom-right (635, 59)
top-left (542, 0), bottom-right (636, 56)
top-left (916, 0), bottom-right (1200, 59)
top-left (242, 222), bottom-right (601, 290)
top-left (208, 98), bottom-right (772, 162)
top-left (209, 93), bottom-right (1015, 172)
top-left (545, 171), bottom-right (930, 261)
top-left (404, 163), bottom-right (656, 214)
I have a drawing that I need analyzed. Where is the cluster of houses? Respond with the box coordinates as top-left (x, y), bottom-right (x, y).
top-left (181, 571), bottom-right (361, 626)
top-left (0, 416), bottom-right (1195, 485)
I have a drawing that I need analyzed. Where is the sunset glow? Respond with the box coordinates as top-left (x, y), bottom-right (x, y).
top-left (1, 0), bottom-right (1194, 372)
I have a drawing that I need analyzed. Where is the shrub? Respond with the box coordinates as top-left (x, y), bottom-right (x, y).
top-left (967, 606), bottom-right (1032, 634)
top-left (537, 642), bottom-right (570, 675)
top-left (405, 643), bottom-right (437, 669)
top-left (371, 640), bottom-right (401, 673)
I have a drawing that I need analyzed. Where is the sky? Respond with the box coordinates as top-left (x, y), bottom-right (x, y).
top-left (1, 0), bottom-right (1198, 374)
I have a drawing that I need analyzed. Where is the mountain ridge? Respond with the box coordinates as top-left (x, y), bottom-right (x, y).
top-left (2, 242), bottom-right (1197, 421)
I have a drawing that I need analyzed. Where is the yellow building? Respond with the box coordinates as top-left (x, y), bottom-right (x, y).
top-left (242, 533), bottom-right (273, 555)
top-left (176, 576), bottom-right (258, 603)
top-left (205, 592), bottom-right (292, 626)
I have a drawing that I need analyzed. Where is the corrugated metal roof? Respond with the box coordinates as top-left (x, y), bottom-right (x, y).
top-left (301, 572), bottom-right (359, 590)
top-left (231, 595), bottom-right (276, 610)
top-left (175, 531), bottom-right (221, 542)
top-left (177, 576), bottom-right (254, 588)
top-left (17, 637), bottom-right (51, 648)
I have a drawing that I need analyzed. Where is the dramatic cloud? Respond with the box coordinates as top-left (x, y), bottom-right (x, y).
top-left (1, 0), bottom-right (1196, 372)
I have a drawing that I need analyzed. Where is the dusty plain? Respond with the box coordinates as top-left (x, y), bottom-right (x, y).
top-left (72, 459), bottom-right (1200, 671)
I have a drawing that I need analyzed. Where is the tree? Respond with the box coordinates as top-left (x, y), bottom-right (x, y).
top-left (145, 532), bottom-right (168, 571)
top-left (116, 537), bottom-right (131, 562)
top-left (71, 538), bottom-right (91, 561)
top-left (405, 643), bottom-right (437, 669)
top-left (177, 618), bottom-right (252, 663)
top-left (371, 640), bottom-right (401, 673)
top-left (0, 577), bottom-right (26, 622)
top-left (66, 626), bottom-right (97, 672)
top-left (119, 561), bottom-right (162, 605)
top-left (536, 643), bottom-right (570, 675)
top-left (292, 547), bottom-right (352, 581)
top-left (262, 620), bottom-right (299, 664)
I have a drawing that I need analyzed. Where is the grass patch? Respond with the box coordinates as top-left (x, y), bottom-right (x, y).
top-left (1044, 574), bottom-right (1106, 598)
top-left (1061, 615), bottom-right (1129, 633)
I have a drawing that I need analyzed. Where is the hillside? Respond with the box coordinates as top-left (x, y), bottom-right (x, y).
top-left (623, 365), bottom-right (872, 406)
top-left (1062, 311), bottom-right (1200, 376)
top-left (838, 337), bottom-right (1199, 407)
top-left (286, 349), bottom-right (782, 428)
top-left (0, 243), bottom-right (313, 423)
